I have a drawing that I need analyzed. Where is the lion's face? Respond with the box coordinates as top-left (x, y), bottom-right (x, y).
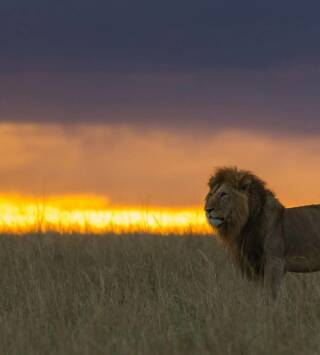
top-left (205, 183), bottom-right (249, 234)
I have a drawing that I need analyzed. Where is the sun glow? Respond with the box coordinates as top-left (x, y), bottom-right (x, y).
top-left (0, 195), bottom-right (211, 235)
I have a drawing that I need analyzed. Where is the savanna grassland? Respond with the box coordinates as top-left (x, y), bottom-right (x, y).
top-left (0, 233), bottom-right (320, 355)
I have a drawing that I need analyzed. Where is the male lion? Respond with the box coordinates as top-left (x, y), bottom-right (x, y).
top-left (205, 166), bottom-right (320, 299)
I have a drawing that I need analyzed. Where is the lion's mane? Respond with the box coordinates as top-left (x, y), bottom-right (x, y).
top-left (208, 167), bottom-right (283, 280)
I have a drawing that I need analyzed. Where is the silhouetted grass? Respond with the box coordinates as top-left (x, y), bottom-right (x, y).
top-left (0, 233), bottom-right (319, 354)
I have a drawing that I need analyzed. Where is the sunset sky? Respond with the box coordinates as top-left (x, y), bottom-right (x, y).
top-left (0, 1), bottom-right (320, 232)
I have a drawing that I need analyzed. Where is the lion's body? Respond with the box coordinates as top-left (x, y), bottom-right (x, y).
top-left (205, 167), bottom-right (320, 298)
top-left (283, 205), bottom-right (320, 272)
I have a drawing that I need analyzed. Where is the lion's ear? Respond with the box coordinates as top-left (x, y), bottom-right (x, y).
top-left (208, 176), bottom-right (216, 189)
top-left (239, 173), bottom-right (252, 191)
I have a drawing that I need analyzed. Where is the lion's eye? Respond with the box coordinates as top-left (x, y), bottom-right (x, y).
top-left (219, 191), bottom-right (227, 198)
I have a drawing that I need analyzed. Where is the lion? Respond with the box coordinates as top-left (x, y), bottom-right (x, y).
top-left (205, 166), bottom-right (320, 299)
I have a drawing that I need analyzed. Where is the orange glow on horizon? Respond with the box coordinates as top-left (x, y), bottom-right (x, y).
top-left (1, 124), bottom-right (320, 208)
top-left (0, 194), bottom-right (211, 235)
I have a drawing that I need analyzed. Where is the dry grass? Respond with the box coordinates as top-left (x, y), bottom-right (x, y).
top-left (0, 233), bottom-right (319, 355)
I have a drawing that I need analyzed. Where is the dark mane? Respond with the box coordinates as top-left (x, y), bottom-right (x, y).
top-left (210, 167), bottom-right (281, 280)
top-left (235, 173), bottom-right (268, 280)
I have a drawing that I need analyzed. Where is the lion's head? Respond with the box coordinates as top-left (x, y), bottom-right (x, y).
top-left (205, 167), bottom-right (268, 240)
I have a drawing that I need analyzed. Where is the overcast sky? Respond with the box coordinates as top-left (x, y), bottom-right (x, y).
top-left (1, 0), bottom-right (320, 134)
top-left (0, 1), bottom-right (319, 205)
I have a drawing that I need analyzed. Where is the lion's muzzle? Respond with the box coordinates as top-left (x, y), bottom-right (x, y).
top-left (206, 208), bottom-right (225, 227)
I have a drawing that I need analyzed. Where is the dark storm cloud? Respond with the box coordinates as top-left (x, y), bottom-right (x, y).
top-left (0, 0), bottom-right (320, 133)
top-left (1, 67), bottom-right (320, 134)
top-left (2, 0), bottom-right (320, 70)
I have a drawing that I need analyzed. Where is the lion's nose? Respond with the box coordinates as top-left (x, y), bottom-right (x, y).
top-left (206, 207), bottom-right (215, 214)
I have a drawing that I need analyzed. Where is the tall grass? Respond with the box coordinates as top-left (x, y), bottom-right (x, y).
top-left (0, 233), bottom-right (319, 354)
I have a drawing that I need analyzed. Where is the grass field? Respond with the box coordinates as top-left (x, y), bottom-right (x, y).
top-left (0, 233), bottom-right (319, 355)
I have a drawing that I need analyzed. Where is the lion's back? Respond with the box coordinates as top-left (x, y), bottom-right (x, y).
top-left (283, 204), bottom-right (320, 257)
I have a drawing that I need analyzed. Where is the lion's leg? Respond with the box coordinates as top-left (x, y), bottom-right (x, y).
top-left (264, 256), bottom-right (285, 300)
